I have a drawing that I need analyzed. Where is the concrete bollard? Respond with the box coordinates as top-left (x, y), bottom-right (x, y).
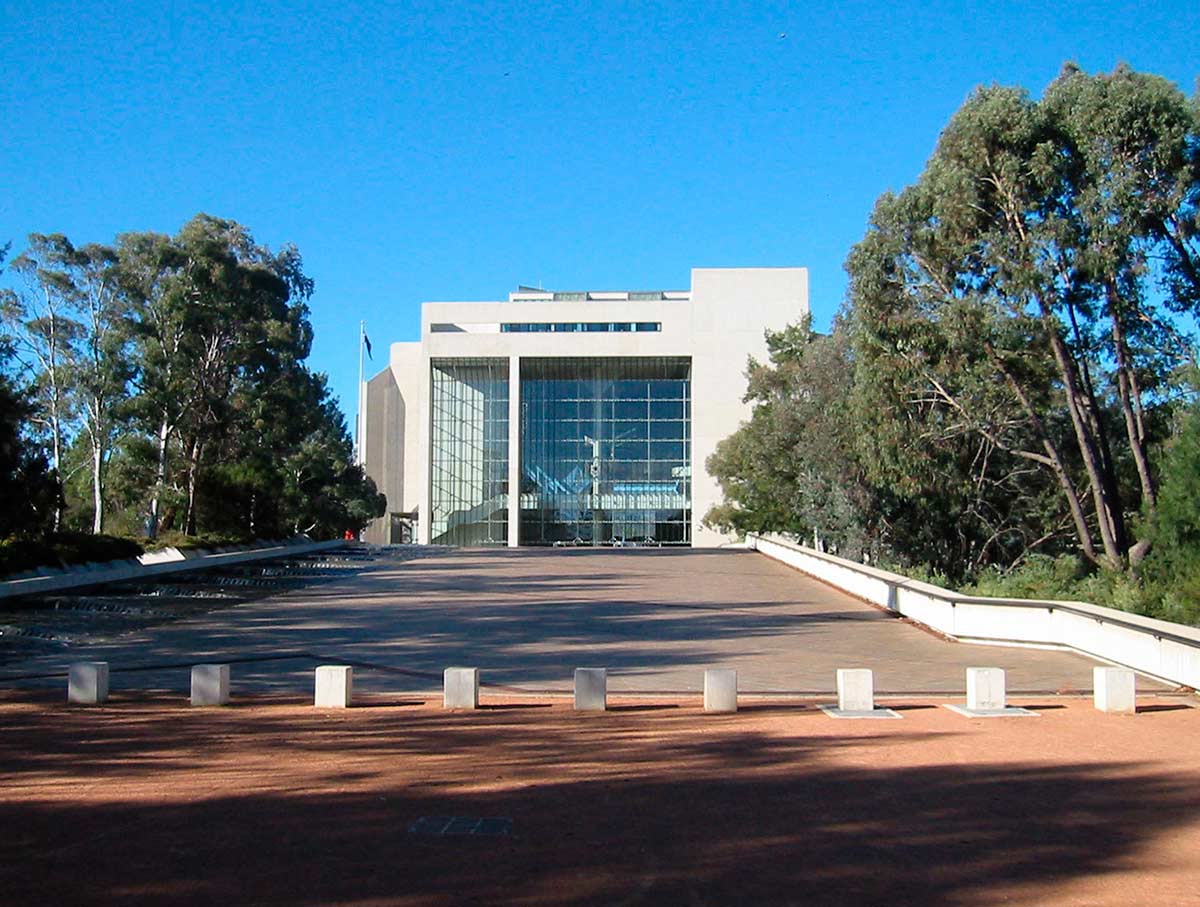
top-left (822, 668), bottom-right (901, 719)
top-left (443, 667), bottom-right (480, 709)
top-left (946, 667), bottom-right (1036, 717)
top-left (68, 662), bottom-right (109, 704)
top-left (574, 668), bottom-right (607, 711)
top-left (315, 665), bottom-right (353, 708)
top-left (1094, 666), bottom-right (1136, 714)
top-left (191, 664), bottom-right (231, 706)
top-left (704, 669), bottom-right (738, 712)
top-left (837, 668), bottom-right (875, 712)
top-left (966, 667), bottom-right (1006, 711)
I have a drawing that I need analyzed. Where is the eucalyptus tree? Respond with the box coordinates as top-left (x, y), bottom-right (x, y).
top-left (164, 214), bottom-right (314, 534)
top-left (1, 235), bottom-right (85, 529)
top-left (0, 245), bottom-right (56, 535)
top-left (705, 320), bottom-right (863, 543)
top-left (38, 237), bottom-right (130, 534)
top-left (117, 231), bottom-right (192, 537)
top-left (846, 65), bottom-right (1199, 571)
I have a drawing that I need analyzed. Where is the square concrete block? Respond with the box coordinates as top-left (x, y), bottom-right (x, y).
top-left (966, 667), bottom-right (1006, 711)
top-left (68, 662), bottom-right (109, 704)
top-left (574, 668), bottom-right (607, 711)
top-left (191, 664), bottom-right (231, 706)
top-left (444, 667), bottom-right (480, 709)
top-left (704, 669), bottom-right (738, 712)
top-left (1094, 666), bottom-right (1136, 714)
top-left (314, 665), bottom-right (353, 708)
top-left (837, 668), bottom-right (875, 712)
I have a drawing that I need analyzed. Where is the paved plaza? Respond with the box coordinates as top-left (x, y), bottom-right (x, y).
top-left (0, 547), bottom-right (1157, 696)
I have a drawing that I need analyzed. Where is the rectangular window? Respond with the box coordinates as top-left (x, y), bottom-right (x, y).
top-left (500, 321), bottom-right (660, 334)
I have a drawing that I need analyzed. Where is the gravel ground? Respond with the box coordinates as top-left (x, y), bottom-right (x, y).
top-left (1, 690), bottom-right (1197, 906)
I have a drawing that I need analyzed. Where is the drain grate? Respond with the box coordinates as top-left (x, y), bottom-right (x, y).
top-left (408, 816), bottom-right (513, 838)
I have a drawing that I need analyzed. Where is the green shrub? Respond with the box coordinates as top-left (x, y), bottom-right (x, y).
top-left (0, 532), bottom-right (145, 578)
top-left (147, 529), bottom-right (253, 552)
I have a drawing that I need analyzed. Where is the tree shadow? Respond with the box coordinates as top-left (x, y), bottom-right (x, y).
top-left (1, 696), bottom-right (1197, 906)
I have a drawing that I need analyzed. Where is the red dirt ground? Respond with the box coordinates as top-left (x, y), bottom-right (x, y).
top-left (2, 691), bottom-right (1198, 906)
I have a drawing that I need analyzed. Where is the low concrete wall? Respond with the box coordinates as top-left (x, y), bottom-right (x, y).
top-left (0, 538), bottom-right (347, 602)
top-left (747, 532), bottom-right (1200, 690)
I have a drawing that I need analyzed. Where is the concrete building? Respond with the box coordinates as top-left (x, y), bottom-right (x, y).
top-left (361, 267), bottom-right (808, 548)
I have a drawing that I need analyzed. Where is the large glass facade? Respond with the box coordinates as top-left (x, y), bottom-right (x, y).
top-left (429, 359), bottom-right (509, 546)
top-left (519, 357), bottom-right (691, 546)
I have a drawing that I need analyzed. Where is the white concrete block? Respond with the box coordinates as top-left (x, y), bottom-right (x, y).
top-left (704, 669), bottom-right (738, 712)
top-left (443, 667), bottom-right (480, 709)
top-left (966, 667), bottom-right (1006, 711)
top-left (574, 668), bottom-right (607, 711)
top-left (314, 665), bottom-right (353, 708)
top-left (837, 669), bottom-right (875, 712)
top-left (68, 662), bottom-right (109, 704)
top-left (191, 664), bottom-right (231, 706)
top-left (1094, 666), bottom-right (1136, 714)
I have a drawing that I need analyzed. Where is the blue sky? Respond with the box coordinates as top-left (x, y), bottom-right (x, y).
top-left (2, 0), bottom-right (1197, 427)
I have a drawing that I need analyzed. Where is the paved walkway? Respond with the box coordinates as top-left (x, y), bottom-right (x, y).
top-left (0, 547), bottom-right (1155, 696)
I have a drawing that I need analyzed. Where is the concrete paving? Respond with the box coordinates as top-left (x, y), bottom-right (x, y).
top-left (0, 547), bottom-right (1164, 696)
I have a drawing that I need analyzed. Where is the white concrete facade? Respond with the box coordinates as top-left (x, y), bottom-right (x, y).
top-left (362, 268), bottom-right (808, 548)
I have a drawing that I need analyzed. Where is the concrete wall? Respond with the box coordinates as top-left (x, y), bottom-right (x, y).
top-left (362, 267), bottom-right (809, 547)
top-left (689, 269), bottom-right (807, 546)
top-left (362, 341), bottom-right (422, 543)
top-left (747, 532), bottom-right (1200, 690)
top-left (0, 538), bottom-right (346, 602)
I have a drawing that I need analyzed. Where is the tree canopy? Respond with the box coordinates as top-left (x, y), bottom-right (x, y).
top-left (0, 214), bottom-right (384, 543)
top-left (708, 64), bottom-right (1200, 621)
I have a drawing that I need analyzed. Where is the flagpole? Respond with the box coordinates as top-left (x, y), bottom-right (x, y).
top-left (356, 320), bottom-right (366, 466)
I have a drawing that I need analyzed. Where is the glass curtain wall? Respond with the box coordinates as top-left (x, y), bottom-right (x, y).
top-left (520, 357), bottom-right (691, 546)
top-left (429, 359), bottom-right (509, 546)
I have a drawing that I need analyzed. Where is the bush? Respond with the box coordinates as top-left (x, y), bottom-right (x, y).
top-left (0, 532), bottom-right (145, 578)
top-left (147, 529), bottom-right (253, 552)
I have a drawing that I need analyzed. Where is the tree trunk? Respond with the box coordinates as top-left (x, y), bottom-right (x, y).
top-left (1045, 321), bottom-right (1127, 568)
top-left (47, 313), bottom-right (64, 533)
top-left (1108, 288), bottom-right (1156, 514)
top-left (49, 405), bottom-right (63, 532)
top-left (91, 436), bottom-right (104, 534)
top-left (184, 436), bottom-right (203, 536)
top-left (148, 415), bottom-right (172, 539)
top-left (992, 351), bottom-right (1101, 566)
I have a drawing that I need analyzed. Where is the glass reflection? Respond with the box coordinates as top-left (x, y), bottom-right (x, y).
top-left (430, 359), bottom-right (509, 546)
top-left (520, 357), bottom-right (691, 546)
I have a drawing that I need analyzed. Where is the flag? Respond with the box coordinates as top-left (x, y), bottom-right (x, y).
top-left (363, 332), bottom-right (373, 360)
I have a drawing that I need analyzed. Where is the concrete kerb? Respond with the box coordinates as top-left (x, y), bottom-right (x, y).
top-left (0, 537), bottom-right (348, 602)
top-left (748, 532), bottom-right (1200, 692)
